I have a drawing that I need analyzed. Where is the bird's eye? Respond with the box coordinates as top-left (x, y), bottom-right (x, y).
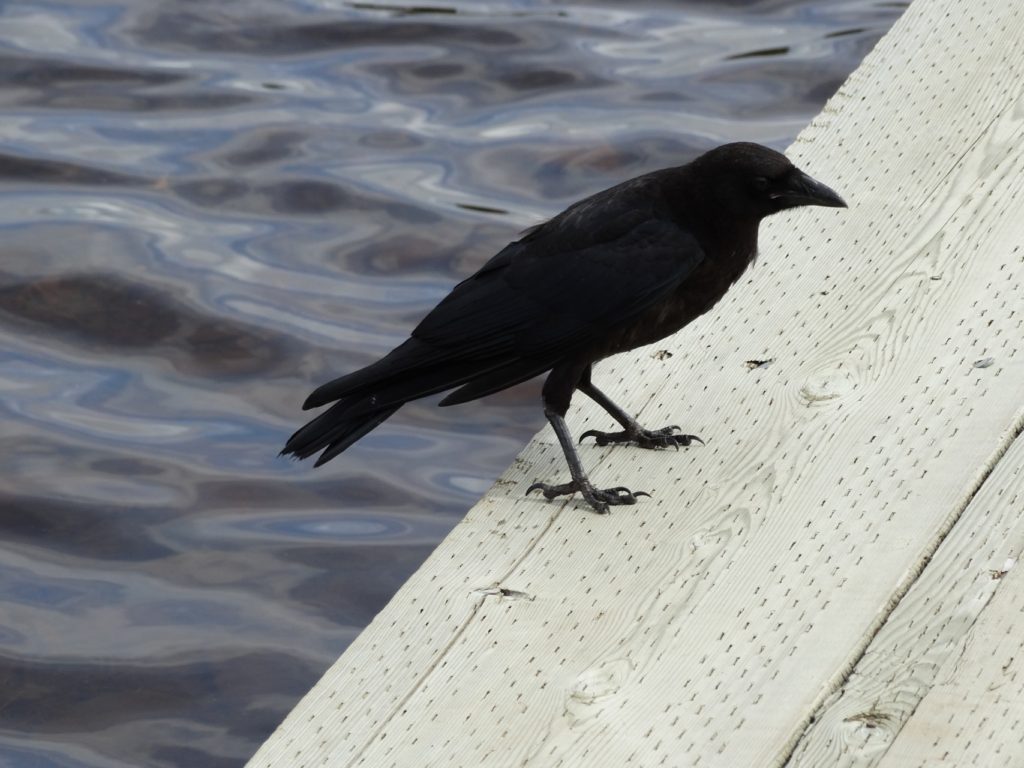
top-left (752, 176), bottom-right (769, 193)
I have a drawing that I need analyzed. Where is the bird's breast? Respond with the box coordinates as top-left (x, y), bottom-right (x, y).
top-left (600, 244), bottom-right (757, 357)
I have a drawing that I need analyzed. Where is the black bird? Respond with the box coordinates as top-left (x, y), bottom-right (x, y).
top-left (283, 143), bottom-right (845, 513)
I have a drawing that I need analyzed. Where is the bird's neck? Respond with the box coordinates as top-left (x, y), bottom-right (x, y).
top-left (662, 170), bottom-right (761, 265)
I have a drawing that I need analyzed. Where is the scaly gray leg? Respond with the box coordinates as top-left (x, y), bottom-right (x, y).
top-left (577, 376), bottom-right (702, 450)
top-left (527, 407), bottom-right (649, 514)
top-left (526, 361), bottom-right (649, 514)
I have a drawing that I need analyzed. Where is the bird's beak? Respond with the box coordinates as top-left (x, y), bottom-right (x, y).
top-left (773, 168), bottom-right (847, 209)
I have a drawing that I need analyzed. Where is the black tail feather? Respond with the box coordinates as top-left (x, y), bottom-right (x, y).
top-left (313, 405), bottom-right (400, 466)
top-left (303, 339), bottom-right (448, 410)
top-left (281, 397), bottom-right (400, 466)
top-left (438, 359), bottom-right (551, 406)
top-left (287, 350), bottom-right (551, 466)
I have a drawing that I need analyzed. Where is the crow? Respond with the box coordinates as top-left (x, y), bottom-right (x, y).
top-left (282, 142), bottom-right (845, 513)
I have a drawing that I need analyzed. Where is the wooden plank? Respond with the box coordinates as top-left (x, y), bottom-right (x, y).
top-left (786, 434), bottom-right (1024, 767)
top-left (874, 539), bottom-right (1024, 768)
top-left (248, 0), bottom-right (1024, 765)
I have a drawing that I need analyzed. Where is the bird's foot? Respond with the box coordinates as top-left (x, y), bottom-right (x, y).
top-left (526, 479), bottom-right (650, 514)
top-left (579, 424), bottom-right (703, 450)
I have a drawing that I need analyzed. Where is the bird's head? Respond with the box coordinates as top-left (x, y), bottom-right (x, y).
top-left (692, 142), bottom-right (847, 220)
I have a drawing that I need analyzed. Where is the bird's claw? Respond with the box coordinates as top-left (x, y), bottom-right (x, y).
top-left (527, 479), bottom-right (650, 514)
top-left (579, 424), bottom-right (704, 450)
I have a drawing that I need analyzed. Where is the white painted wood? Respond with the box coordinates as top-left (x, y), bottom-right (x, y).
top-left (248, 0), bottom-right (1024, 765)
top-left (785, 434), bottom-right (1024, 768)
top-left (873, 551), bottom-right (1024, 768)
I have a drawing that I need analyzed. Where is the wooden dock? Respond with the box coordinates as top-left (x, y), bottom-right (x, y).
top-left (248, 0), bottom-right (1024, 765)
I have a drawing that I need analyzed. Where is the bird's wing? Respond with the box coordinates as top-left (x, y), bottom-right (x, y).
top-left (412, 211), bottom-right (705, 359)
top-left (303, 210), bottom-right (704, 410)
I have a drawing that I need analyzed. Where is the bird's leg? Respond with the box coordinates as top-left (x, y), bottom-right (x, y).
top-left (527, 408), bottom-right (650, 514)
top-left (527, 363), bottom-right (649, 514)
top-left (577, 375), bottom-right (702, 450)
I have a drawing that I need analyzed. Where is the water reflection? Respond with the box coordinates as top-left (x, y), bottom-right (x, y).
top-left (0, 1), bottom-right (901, 765)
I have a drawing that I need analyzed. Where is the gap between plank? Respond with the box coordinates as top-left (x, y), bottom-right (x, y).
top-left (774, 405), bottom-right (1024, 768)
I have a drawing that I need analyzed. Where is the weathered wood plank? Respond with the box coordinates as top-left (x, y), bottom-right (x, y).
top-left (873, 542), bottom-right (1024, 768)
top-left (248, 0), bottom-right (1024, 765)
top-left (786, 433), bottom-right (1024, 768)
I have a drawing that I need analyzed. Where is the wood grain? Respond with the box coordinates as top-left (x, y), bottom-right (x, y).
top-left (248, 0), bottom-right (1024, 765)
top-left (873, 538), bottom-right (1024, 768)
top-left (786, 434), bottom-right (1024, 768)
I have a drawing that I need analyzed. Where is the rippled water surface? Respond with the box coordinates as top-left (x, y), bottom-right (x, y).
top-left (0, 1), bottom-right (902, 765)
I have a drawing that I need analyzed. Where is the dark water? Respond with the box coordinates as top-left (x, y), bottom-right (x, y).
top-left (0, 1), bottom-right (901, 765)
